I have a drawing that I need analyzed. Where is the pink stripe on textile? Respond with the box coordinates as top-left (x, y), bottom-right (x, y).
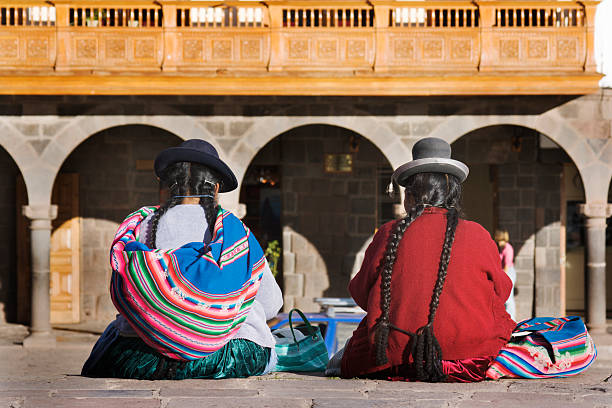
top-left (128, 251), bottom-right (263, 326)
top-left (121, 283), bottom-right (238, 355)
top-left (121, 255), bottom-right (242, 345)
top-left (485, 335), bottom-right (597, 379)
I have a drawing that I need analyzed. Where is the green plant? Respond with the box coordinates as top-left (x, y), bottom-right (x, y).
top-left (264, 240), bottom-right (281, 277)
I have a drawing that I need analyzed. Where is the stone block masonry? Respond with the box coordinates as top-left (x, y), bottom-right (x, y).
top-left (58, 127), bottom-right (181, 324)
top-left (453, 126), bottom-right (565, 321)
top-left (1, 93), bottom-right (610, 330)
top-left (249, 125), bottom-right (396, 305)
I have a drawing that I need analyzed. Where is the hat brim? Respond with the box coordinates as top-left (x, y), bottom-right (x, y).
top-left (392, 158), bottom-right (469, 186)
top-left (154, 147), bottom-right (238, 193)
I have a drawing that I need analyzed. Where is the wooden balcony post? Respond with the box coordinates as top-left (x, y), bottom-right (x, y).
top-left (580, 1), bottom-right (599, 73)
top-left (267, 1), bottom-right (283, 71)
top-left (54, 2), bottom-right (70, 27)
top-left (371, 2), bottom-right (391, 73)
top-left (158, 1), bottom-right (178, 71)
top-left (53, 2), bottom-right (72, 71)
top-left (476, 0), bottom-right (496, 71)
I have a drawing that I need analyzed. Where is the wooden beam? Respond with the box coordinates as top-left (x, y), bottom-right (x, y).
top-left (0, 74), bottom-right (602, 96)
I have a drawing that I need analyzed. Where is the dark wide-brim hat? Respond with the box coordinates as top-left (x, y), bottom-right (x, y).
top-left (392, 137), bottom-right (469, 186)
top-left (154, 139), bottom-right (238, 193)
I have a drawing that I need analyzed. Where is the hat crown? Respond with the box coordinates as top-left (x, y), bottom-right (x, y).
top-left (179, 139), bottom-right (220, 158)
top-left (154, 138), bottom-right (238, 192)
top-left (412, 137), bottom-right (451, 160)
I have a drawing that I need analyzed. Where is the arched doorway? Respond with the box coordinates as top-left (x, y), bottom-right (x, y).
top-left (0, 146), bottom-right (25, 325)
top-left (452, 125), bottom-right (584, 321)
top-left (240, 124), bottom-right (399, 311)
top-left (48, 125), bottom-right (182, 327)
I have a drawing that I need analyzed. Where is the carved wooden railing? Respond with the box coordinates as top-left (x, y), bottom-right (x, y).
top-left (160, 1), bottom-right (269, 72)
top-left (54, 0), bottom-right (163, 71)
top-left (0, 1), bottom-right (56, 70)
top-left (268, 1), bottom-right (376, 71)
top-left (0, 0), bottom-right (599, 76)
top-left (372, 1), bottom-right (480, 72)
top-left (479, 0), bottom-right (595, 72)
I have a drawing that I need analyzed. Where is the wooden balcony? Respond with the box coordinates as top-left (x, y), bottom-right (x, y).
top-left (0, 0), bottom-right (602, 95)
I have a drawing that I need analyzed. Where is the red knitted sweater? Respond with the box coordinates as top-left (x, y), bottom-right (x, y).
top-left (341, 207), bottom-right (515, 378)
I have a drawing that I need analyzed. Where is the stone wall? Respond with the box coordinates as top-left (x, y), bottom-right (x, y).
top-left (280, 126), bottom-right (392, 297)
top-left (0, 93), bottom-right (609, 327)
top-left (243, 125), bottom-right (396, 309)
top-left (0, 148), bottom-right (19, 323)
top-left (58, 126), bottom-right (181, 324)
top-left (497, 162), bottom-right (563, 319)
top-left (453, 126), bottom-right (567, 321)
top-left (282, 226), bottom-right (329, 312)
top-left (534, 164), bottom-right (563, 316)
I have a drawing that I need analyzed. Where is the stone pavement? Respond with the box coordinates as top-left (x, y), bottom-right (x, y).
top-left (0, 326), bottom-right (611, 408)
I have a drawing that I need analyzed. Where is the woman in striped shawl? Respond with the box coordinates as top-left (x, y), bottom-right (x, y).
top-left (82, 139), bottom-right (283, 380)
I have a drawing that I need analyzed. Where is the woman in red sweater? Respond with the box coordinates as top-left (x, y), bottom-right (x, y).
top-left (340, 137), bottom-right (516, 382)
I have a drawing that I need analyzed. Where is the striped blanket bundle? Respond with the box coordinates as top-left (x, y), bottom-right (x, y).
top-left (486, 316), bottom-right (597, 379)
top-left (110, 206), bottom-right (266, 360)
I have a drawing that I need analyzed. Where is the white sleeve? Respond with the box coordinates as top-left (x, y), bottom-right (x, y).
top-left (255, 259), bottom-right (284, 320)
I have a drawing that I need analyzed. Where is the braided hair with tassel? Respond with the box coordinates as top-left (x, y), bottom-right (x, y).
top-left (374, 172), bottom-right (462, 382)
top-left (146, 161), bottom-right (221, 249)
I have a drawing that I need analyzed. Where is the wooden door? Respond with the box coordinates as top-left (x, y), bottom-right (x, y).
top-left (50, 173), bottom-right (80, 324)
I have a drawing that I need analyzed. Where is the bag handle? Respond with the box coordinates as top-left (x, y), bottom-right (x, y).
top-left (288, 308), bottom-right (319, 346)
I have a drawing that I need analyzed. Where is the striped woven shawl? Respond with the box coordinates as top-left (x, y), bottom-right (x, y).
top-left (110, 206), bottom-right (266, 360)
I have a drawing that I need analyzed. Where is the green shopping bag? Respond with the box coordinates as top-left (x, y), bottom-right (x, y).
top-left (273, 308), bottom-right (329, 372)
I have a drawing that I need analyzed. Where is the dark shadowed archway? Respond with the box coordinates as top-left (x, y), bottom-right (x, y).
top-left (48, 125), bottom-right (182, 327)
top-left (0, 146), bottom-right (26, 325)
top-left (452, 125), bottom-right (585, 321)
top-left (240, 124), bottom-right (400, 311)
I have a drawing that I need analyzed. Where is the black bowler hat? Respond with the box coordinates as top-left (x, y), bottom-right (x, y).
top-left (154, 139), bottom-right (238, 193)
top-left (392, 137), bottom-right (469, 186)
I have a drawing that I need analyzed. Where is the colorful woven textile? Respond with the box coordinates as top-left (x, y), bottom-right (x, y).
top-left (486, 316), bottom-right (597, 379)
top-left (84, 333), bottom-right (270, 380)
top-left (110, 206), bottom-right (266, 361)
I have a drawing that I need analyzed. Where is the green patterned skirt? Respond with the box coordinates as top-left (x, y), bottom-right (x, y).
top-left (83, 333), bottom-right (271, 380)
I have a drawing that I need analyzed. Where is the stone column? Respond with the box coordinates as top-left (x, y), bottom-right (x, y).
top-left (22, 204), bottom-right (58, 347)
top-left (579, 203), bottom-right (612, 334)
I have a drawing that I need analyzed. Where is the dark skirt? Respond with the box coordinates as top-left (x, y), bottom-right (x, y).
top-left (82, 332), bottom-right (271, 380)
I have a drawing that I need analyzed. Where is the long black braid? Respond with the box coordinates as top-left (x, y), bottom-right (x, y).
top-left (374, 172), bottom-right (462, 382)
top-left (146, 162), bottom-right (221, 248)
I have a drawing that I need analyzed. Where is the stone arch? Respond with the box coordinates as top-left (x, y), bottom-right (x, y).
top-left (0, 125), bottom-right (39, 171)
top-left (428, 114), bottom-right (610, 205)
top-left (55, 125), bottom-right (184, 324)
top-left (238, 123), bottom-right (399, 310)
top-left (0, 121), bottom-right (42, 206)
top-left (31, 116), bottom-right (221, 206)
top-left (228, 116), bottom-right (409, 184)
top-left (222, 116), bottom-right (409, 212)
top-left (449, 124), bottom-right (585, 320)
